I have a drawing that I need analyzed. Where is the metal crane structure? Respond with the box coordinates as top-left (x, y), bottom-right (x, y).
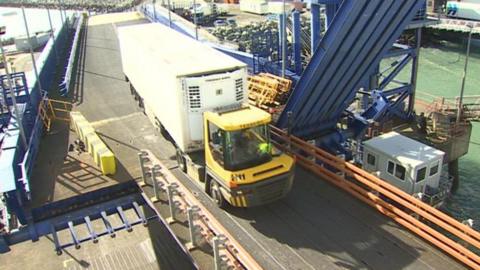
top-left (144, 0), bottom-right (431, 159)
top-left (276, 0), bottom-right (430, 157)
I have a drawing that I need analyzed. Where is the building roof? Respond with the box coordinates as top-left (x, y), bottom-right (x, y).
top-left (364, 132), bottom-right (445, 168)
top-left (117, 23), bottom-right (247, 77)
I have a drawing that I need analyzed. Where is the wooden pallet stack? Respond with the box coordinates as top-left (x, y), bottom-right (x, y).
top-left (247, 73), bottom-right (292, 111)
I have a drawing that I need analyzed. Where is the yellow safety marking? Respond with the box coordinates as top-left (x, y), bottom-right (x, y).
top-left (70, 111), bottom-right (116, 175)
top-left (237, 197), bottom-right (242, 207)
top-left (240, 195), bottom-right (247, 207)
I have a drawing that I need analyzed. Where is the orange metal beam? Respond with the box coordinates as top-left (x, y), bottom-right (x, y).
top-left (298, 155), bottom-right (480, 269)
top-left (294, 155), bottom-right (480, 265)
top-left (286, 134), bottom-right (480, 250)
top-left (272, 126), bottom-right (480, 244)
top-left (288, 130), bottom-right (480, 243)
top-left (270, 126), bottom-right (480, 269)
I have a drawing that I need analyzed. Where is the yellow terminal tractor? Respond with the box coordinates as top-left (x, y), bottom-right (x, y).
top-left (202, 105), bottom-right (294, 207)
top-left (117, 23), bottom-right (295, 207)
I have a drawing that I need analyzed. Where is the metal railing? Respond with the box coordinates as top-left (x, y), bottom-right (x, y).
top-left (270, 125), bottom-right (480, 269)
top-left (138, 150), bottom-right (263, 270)
top-left (59, 13), bottom-right (84, 95)
top-left (38, 97), bottom-right (72, 132)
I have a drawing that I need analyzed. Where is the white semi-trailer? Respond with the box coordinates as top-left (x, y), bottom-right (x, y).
top-left (117, 23), bottom-right (295, 207)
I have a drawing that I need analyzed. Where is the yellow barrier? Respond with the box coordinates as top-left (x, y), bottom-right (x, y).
top-left (70, 111), bottom-right (116, 175)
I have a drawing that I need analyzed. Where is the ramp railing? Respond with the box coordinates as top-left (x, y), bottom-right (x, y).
top-left (138, 150), bottom-right (263, 270)
top-left (270, 125), bottom-right (480, 269)
top-left (59, 13), bottom-right (84, 95)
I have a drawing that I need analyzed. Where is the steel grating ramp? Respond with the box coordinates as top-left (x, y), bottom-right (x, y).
top-left (26, 180), bottom-right (197, 270)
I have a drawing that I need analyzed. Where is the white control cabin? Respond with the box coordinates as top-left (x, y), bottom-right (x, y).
top-left (363, 132), bottom-right (445, 195)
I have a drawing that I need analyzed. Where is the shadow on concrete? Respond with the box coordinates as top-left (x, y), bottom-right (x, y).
top-left (44, 235), bottom-right (91, 269)
top-left (143, 206), bottom-right (198, 270)
top-left (96, 131), bottom-right (141, 152)
top-left (226, 167), bottom-right (428, 269)
top-left (28, 119), bottom-right (135, 207)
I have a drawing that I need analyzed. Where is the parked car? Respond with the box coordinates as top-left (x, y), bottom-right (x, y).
top-left (214, 19), bottom-right (227, 27)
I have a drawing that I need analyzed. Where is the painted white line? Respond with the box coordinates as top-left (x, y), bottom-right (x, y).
top-left (286, 245), bottom-right (317, 270)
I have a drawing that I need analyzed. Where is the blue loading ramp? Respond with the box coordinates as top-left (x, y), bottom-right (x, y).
top-left (276, 0), bottom-right (426, 139)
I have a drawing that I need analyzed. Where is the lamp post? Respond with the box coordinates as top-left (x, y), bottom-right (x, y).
top-left (21, 7), bottom-right (42, 91)
top-left (167, 0), bottom-right (172, 28)
top-left (456, 23), bottom-right (474, 124)
top-left (46, 8), bottom-right (59, 63)
top-left (153, 0), bottom-right (156, 20)
top-left (192, 0), bottom-right (198, 40)
top-left (0, 26), bottom-right (28, 149)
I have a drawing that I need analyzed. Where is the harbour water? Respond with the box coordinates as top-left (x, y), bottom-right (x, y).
top-left (410, 35), bottom-right (480, 230)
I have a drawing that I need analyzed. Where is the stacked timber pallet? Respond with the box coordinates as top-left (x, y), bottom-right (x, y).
top-left (247, 73), bottom-right (292, 111)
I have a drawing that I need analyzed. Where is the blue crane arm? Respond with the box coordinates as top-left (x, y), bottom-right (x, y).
top-left (276, 0), bottom-right (426, 139)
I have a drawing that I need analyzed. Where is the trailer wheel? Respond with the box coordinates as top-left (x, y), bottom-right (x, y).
top-left (176, 149), bottom-right (186, 173)
top-left (125, 75), bottom-right (129, 82)
top-left (210, 180), bottom-right (227, 208)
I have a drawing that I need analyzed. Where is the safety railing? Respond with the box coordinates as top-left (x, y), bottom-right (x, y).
top-left (38, 97), bottom-right (72, 132)
top-left (17, 91), bottom-right (49, 198)
top-left (18, 95), bottom-right (73, 197)
top-left (424, 95), bottom-right (480, 119)
top-left (270, 125), bottom-right (480, 269)
top-left (17, 116), bottom-right (42, 197)
top-left (0, 72), bottom-right (30, 105)
top-left (138, 150), bottom-right (263, 270)
top-left (59, 14), bottom-right (84, 95)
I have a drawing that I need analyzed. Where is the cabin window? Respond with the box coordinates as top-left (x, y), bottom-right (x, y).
top-left (429, 162), bottom-right (439, 176)
top-left (416, 167), bottom-right (427, 183)
top-left (367, 153), bottom-right (376, 166)
top-left (207, 121), bottom-right (225, 167)
top-left (387, 161), bottom-right (395, 174)
top-left (395, 164), bottom-right (406, 181)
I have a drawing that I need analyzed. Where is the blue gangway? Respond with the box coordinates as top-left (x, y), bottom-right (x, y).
top-left (276, 0), bottom-right (426, 139)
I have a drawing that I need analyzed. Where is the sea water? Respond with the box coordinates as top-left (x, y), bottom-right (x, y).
top-left (390, 36), bottom-right (480, 230)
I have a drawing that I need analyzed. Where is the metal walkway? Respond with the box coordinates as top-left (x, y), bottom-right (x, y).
top-left (277, 0), bottom-right (426, 138)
